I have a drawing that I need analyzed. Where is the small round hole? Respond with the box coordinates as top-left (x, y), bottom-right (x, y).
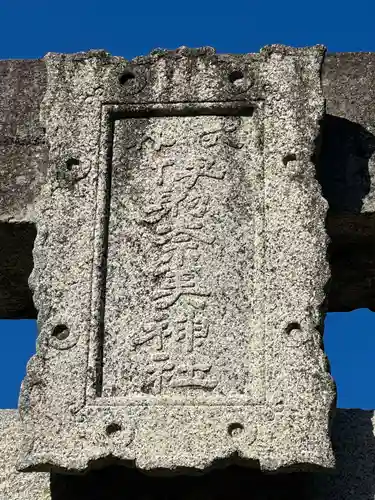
top-left (52, 324), bottom-right (70, 341)
top-left (66, 158), bottom-right (80, 171)
top-left (285, 322), bottom-right (301, 334)
top-left (228, 422), bottom-right (244, 437)
top-left (283, 153), bottom-right (297, 165)
top-left (119, 71), bottom-right (136, 85)
top-left (106, 423), bottom-right (122, 435)
top-left (228, 70), bottom-right (244, 85)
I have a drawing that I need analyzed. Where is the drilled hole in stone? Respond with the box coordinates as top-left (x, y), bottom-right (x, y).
top-left (52, 324), bottom-right (70, 341)
top-left (106, 423), bottom-right (122, 435)
top-left (66, 158), bottom-right (80, 171)
top-left (283, 153), bottom-right (297, 165)
top-left (228, 70), bottom-right (244, 86)
top-left (119, 71), bottom-right (136, 85)
top-left (228, 422), bottom-right (244, 437)
top-left (285, 322), bottom-right (301, 334)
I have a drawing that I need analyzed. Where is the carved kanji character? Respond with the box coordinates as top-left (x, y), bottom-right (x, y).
top-left (156, 220), bottom-right (214, 246)
top-left (153, 160), bottom-right (175, 186)
top-left (144, 189), bottom-right (188, 223)
top-left (154, 219), bottom-right (214, 269)
top-left (183, 194), bottom-right (210, 218)
top-left (175, 310), bottom-right (209, 352)
top-left (143, 190), bottom-right (174, 223)
top-left (199, 117), bottom-right (244, 150)
top-left (152, 269), bottom-right (210, 310)
top-left (175, 158), bottom-right (227, 189)
top-left (143, 353), bottom-right (175, 395)
top-left (126, 129), bottom-right (176, 152)
top-left (170, 363), bottom-right (217, 390)
top-left (133, 313), bottom-right (171, 351)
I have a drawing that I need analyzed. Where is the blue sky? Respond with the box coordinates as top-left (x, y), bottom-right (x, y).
top-left (1, 0), bottom-right (375, 409)
top-left (1, 0), bottom-right (375, 59)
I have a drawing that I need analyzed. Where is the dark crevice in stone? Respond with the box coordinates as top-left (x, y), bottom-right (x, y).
top-left (317, 114), bottom-right (375, 312)
top-left (317, 114), bottom-right (375, 215)
top-left (50, 465), bottom-right (314, 500)
top-left (0, 222), bottom-right (36, 319)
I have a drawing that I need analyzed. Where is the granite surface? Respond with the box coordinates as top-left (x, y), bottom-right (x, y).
top-left (2, 410), bottom-right (375, 499)
top-left (1, 52), bottom-right (375, 319)
top-left (0, 45), bottom-right (374, 488)
top-left (15, 45), bottom-right (335, 473)
top-left (0, 411), bottom-right (50, 500)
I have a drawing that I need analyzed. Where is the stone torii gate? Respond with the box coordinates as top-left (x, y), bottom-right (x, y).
top-left (1, 45), bottom-right (375, 499)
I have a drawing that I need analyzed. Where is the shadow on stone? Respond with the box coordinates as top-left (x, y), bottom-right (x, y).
top-left (312, 410), bottom-right (375, 500)
top-left (0, 222), bottom-right (36, 319)
top-left (317, 115), bottom-right (375, 311)
top-left (317, 114), bottom-right (375, 214)
top-left (50, 465), bottom-right (313, 500)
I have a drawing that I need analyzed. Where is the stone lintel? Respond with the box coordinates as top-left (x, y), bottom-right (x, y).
top-left (0, 60), bottom-right (46, 319)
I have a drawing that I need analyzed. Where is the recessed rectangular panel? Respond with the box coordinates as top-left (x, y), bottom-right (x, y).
top-left (102, 115), bottom-right (264, 403)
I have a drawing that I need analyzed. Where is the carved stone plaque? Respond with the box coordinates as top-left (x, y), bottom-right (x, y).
top-left (103, 115), bottom-right (264, 403)
top-left (19, 46), bottom-right (336, 473)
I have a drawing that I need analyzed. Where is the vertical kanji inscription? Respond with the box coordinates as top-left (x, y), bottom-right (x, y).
top-left (102, 115), bottom-right (263, 401)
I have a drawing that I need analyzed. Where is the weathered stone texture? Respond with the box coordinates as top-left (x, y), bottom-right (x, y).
top-left (0, 60), bottom-right (47, 222)
top-left (2, 410), bottom-right (375, 499)
top-left (15, 46), bottom-right (335, 473)
top-left (0, 411), bottom-right (50, 500)
top-left (1, 52), bottom-right (375, 320)
top-left (47, 410), bottom-right (375, 499)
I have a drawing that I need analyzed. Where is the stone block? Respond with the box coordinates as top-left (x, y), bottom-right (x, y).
top-left (45, 410), bottom-right (375, 499)
top-left (18, 45), bottom-right (335, 473)
top-left (0, 410), bottom-right (50, 500)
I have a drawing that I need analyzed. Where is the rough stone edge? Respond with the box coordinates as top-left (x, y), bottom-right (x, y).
top-left (17, 45), bottom-right (335, 474)
top-left (2, 410), bottom-right (375, 498)
top-left (258, 44), bottom-right (336, 471)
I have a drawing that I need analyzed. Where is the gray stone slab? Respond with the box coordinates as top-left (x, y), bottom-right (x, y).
top-left (0, 59), bottom-right (47, 222)
top-left (2, 410), bottom-right (375, 499)
top-left (0, 410), bottom-right (50, 500)
top-left (17, 45), bottom-right (335, 473)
